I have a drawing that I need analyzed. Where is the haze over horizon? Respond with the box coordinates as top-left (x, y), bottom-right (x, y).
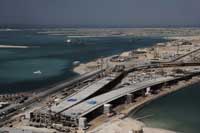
top-left (0, 0), bottom-right (200, 27)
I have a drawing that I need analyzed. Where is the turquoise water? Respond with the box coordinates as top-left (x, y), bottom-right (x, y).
top-left (0, 29), bottom-right (166, 93)
top-left (132, 83), bottom-right (200, 133)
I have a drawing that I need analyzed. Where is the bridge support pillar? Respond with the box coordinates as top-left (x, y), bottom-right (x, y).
top-left (145, 87), bottom-right (151, 96)
top-left (126, 93), bottom-right (134, 104)
top-left (103, 104), bottom-right (112, 114)
top-left (78, 117), bottom-right (87, 130)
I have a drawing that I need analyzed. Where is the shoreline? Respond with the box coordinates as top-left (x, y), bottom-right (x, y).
top-left (126, 77), bottom-right (200, 116)
top-left (128, 77), bottom-right (200, 132)
top-left (74, 35), bottom-right (200, 132)
top-left (73, 35), bottom-right (200, 75)
top-left (88, 76), bottom-right (200, 133)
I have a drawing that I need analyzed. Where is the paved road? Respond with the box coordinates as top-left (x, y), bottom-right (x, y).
top-left (171, 47), bottom-right (200, 62)
top-left (50, 76), bottom-right (115, 113)
top-left (61, 76), bottom-right (176, 118)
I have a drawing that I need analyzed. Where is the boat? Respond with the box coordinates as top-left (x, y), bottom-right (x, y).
top-left (33, 70), bottom-right (42, 75)
top-left (73, 61), bottom-right (80, 66)
top-left (65, 39), bottom-right (71, 43)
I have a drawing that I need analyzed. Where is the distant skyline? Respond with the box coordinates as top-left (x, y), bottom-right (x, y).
top-left (0, 0), bottom-right (200, 27)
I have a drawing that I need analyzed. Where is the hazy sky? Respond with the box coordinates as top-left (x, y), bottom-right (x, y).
top-left (0, 0), bottom-right (200, 27)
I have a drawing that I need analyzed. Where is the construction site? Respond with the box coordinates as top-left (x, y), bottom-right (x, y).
top-left (27, 66), bottom-right (200, 132)
top-left (1, 36), bottom-right (200, 133)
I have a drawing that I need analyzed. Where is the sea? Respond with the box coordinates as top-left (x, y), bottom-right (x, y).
top-left (0, 28), bottom-right (166, 94)
top-left (132, 83), bottom-right (200, 133)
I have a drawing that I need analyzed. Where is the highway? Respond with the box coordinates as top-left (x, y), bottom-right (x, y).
top-left (170, 47), bottom-right (200, 62)
top-left (61, 76), bottom-right (176, 118)
top-left (50, 76), bottom-right (116, 113)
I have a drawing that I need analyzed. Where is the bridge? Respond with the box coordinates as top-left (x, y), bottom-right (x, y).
top-left (49, 75), bottom-right (118, 114)
top-left (29, 66), bottom-right (200, 129)
top-left (61, 76), bottom-right (177, 119)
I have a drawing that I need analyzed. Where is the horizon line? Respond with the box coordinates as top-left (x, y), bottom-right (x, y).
top-left (0, 24), bottom-right (200, 29)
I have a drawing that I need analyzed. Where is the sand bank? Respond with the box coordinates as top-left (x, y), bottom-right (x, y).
top-left (0, 45), bottom-right (30, 48)
top-left (165, 35), bottom-right (200, 41)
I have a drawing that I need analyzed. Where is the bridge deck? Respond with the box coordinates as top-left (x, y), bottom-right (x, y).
top-left (61, 76), bottom-right (175, 118)
top-left (50, 75), bottom-right (116, 113)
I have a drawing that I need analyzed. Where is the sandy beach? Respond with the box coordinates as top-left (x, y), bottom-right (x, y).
top-left (88, 118), bottom-right (176, 133)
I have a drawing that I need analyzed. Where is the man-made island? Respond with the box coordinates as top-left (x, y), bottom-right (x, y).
top-left (1, 28), bottom-right (200, 133)
top-left (0, 45), bottom-right (30, 48)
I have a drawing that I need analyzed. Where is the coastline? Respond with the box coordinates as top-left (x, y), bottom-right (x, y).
top-left (73, 49), bottom-right (141, 75)
top-left (84, 35), bottom-right (200, 133)
top-left (73, 35), bottom-right (200, 75)
top-left (126, 77), bottom-right (200, 116)
top-left (128, 77), bottom-right (200, 132)
top-left (1, 28), bottom-right (200, 132)
top-left (89, 76), bottom-right (200, 133)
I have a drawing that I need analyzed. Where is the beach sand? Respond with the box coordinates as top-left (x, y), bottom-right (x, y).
top-left (88, 117), bottom-right (176, 133)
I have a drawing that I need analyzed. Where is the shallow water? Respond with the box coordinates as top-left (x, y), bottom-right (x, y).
top-left (0, 29), bottom-right (166, 93)
top-left (132, 83), bottom-right (200, 133)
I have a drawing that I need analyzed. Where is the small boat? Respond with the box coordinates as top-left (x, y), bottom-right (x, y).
top-left (73, 61), bottom-right (80, 66)
top-left (33, 70), bottom-right (42, 75)
top-left (66, 39), bottom-right (71, 43)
